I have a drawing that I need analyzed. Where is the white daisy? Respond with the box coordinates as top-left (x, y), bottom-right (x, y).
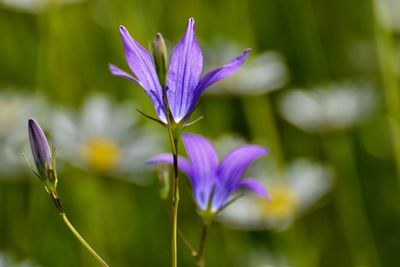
top-left (278, 82), bottom-right (376, 134)
top-left (0, 252), bottom-right (41, 267)
top-left (0, 0), bottom-right (86, 14)
top-left (51, 94), bottom-right (163, 184)
top-left (220, 158), bottom-right (333, 231)
top-left (215, 133), bottom-right (333, 231)
top-left (0, 91), bottom-right (49, 178)
top-left (374, 0), bottom-right (400, 32)
top-left (246, 250), bottom-right (292, 267)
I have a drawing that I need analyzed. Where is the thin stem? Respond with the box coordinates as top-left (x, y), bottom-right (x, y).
top-left (162, 69), bottom-right (180, 267)
top-left (49, 192), bottom-right (109, 267)
top-left (196, 224), bottom-right (209, 267)
top-left (372, 0), bottom-right (400, 193)
top-left (162, 198), bottom-right (197, 256)
top-left (178, 229), bottom-right (197, 256)
top-left (172, 137), bottom-right (179, 267)
top-left (167, 124), bottom-right (180, 267)
top-left (60, 213), bottom-right (109, 267)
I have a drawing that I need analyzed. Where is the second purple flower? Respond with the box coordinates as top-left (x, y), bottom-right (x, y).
top-left (148, 133), bottom-right (270, 214)
top-left (109, 18), bottom-right (250, 124)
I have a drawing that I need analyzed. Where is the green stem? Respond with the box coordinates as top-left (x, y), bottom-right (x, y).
top-left (372, 0), bottom-right (400, 192)
top-left (60, 213), bottom-right (109, 267)
top-left (178, 229), bottom-right (197, 256)
top-left (161, 197), bottom-right (196, 256)
top-left (49, 192), bottom-right (109, 266)
top-left (167, 124), bottom-right (180, 267)
top-left (161, 60), bottom-right (181, 266)
top-left (195, 224), bottom-right (209, 267)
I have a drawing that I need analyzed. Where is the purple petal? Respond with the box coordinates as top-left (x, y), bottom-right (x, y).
top-left (211, 147), bottom-right (267, 212)
top-left (211, 177), bottom-right (270, 212)
top-left (146, 153), bottom-right (191, 175)
top-left (109, 64), bottom-right (142, 84)
top-left (117, 26), bottom-right (167, 123)
top-left (28, 118), bottom-right (52, 177)
top-left (237, 178), bottom-right (271, 200)
top-left (166, 18), bottom-right (203, 122)
top-left (195, 49), bottom-right (250, 97)
top-left (210, 184), bottom-right (230, 212)
top-left (182, 133), bottom-right (219, 179)
top-left (182, 133), bottom-right (219, 209)
top-left (218, 145), bottom-right (268, 188)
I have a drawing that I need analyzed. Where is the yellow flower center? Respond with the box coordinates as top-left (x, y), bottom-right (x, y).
top-left (259, 185), bottom-right (298, 219)
top-left (82, 137), bottom-right (121, 173)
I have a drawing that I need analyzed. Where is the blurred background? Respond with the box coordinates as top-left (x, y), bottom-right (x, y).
top-left (0, 0), bottom-right (399, 266)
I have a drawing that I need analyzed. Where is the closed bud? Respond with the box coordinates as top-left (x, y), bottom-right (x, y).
top-left (152, 33), bottom-right (168, 86)
top-left (28, 118), bottom-right (57, 193)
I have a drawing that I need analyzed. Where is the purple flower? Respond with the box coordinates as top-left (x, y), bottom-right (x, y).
top-left (109, 18), bottom-right (250, 124)
top-left (28, 118), bottom-right (53, 178)
top-left (148, 133), bottom-right (270, 213)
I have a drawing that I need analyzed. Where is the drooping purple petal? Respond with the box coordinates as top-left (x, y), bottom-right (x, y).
top-left (146, 153), bottom-right (192, 175)
top-left (182, 133), bottom-right (218, 209)
top-left (237, 178), bottom-right (271, 200)
top-left (218, 145), bottom-right (268, 188)
top-left (28, 118), bottom-right (52, 177)
top-left (194, 49), bottom-right (250, 98)
top-left (117, 26), bottom-right (167, 122)
top-left (211, 161), bottom-right (268, 211)
top-left (166, 18), bottom-right (203, 122)
top-left (211, 177), bottom-right (270, 212)
top-left (109, 64), bottom-right (142, 84)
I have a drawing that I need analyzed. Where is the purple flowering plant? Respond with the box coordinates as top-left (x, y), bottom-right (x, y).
top-left (109, 17), bottom-right (257, 267)
top-left (148, 133), bottom-right (270, 216)
top-left (148, 133), bottom-right (270, 266)
top-left (26, 17), bottom-right (269, 267)
top-left (109, 18), bottom-right (250, 125)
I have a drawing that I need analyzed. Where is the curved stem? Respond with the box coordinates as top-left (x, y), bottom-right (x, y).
top-left (50, 191), bottom-right (109, 266)
top-left (196, 224), bottom-right (209, 267)
top-left (60, 213), bottom-right (109, 267)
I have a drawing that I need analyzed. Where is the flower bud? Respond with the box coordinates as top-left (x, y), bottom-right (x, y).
top-left (152, 33), bottom-right (168, 86)
top-left (28, 118), bottom-right (57, 192)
